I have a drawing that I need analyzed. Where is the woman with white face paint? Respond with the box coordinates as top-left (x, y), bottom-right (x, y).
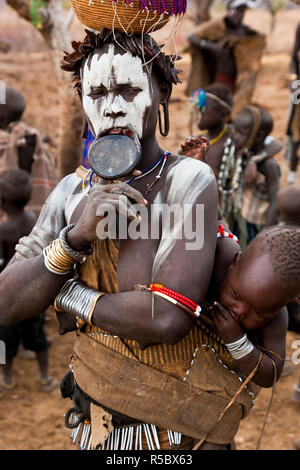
top-left (0, 30), bottom-right (252, 451)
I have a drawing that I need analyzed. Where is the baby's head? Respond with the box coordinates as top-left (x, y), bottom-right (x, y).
top-left (0, 85), bottom-right (26, 130)
top-left (218, 226), bottom-right (300, 330)
top-left (277, 185), bottom-right (300, 227)
top-left (233, 105), bottom-right (273, 151)
top-left (0, 168), bottom-right (32, 212)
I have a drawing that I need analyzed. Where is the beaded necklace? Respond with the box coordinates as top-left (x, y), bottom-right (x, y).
top-left (87, 151), bottom-right (171, 193)
top-left (217, 137), bottom-right (236, 196)
top-left (209, 125), bottom-right (228, 146)
top-left (127, 151), bottom-right (171, 194)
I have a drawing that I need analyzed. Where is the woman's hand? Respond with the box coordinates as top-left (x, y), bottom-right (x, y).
top-left (67, 172), bottom-right (148, 251)
top-left (55, 310), bottom-right (77, 335)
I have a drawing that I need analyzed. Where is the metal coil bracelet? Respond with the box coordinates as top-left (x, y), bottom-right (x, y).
top-left (54, 278), bottom-right (106, 326)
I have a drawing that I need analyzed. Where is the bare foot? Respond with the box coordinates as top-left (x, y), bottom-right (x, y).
top-left (40, 376), bottom-right (59, 393)
top-left (292, 383), bottom-right (300, 403)
top-left (0, 374), bottom-right (16, 393)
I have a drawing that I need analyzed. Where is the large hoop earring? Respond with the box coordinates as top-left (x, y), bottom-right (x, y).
top-left (158, 102), bottom-right (170, 137)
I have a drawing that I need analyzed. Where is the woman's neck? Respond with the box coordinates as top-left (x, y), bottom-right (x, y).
top-left (139, 134), bottom-right (165, 171)
top-left (206, 122), bottom-right (227, 141)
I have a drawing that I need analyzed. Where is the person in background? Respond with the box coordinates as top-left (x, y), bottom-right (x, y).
top-left (0, 169), bottom-right (58, 393)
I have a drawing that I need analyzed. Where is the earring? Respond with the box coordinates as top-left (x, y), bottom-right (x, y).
top-left (81, 118), bottom-right (88, 140)
top-left (158, 102), bottom-right (170, 137)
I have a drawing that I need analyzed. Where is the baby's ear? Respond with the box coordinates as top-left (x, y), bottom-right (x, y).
top-left (233, 252), bottom-right (242, 265)
top-left (227, 252), bottom-right (242, 273)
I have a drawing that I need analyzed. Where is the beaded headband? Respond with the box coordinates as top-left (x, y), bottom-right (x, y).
top-left (190, 89), bottom-right (232, 113)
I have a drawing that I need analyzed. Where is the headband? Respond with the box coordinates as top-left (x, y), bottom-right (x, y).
top-left (190, 89), bottom-right (232, 113)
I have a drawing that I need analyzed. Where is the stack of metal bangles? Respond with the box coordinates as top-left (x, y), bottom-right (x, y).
top-left (225, 334), bottom-right (254, 360)
top-left (43, 224), bottom-right (104, 327)
top-left (54, 278), bottom-right (105, 327)
top-left (43, 224), bottom-right (91, 275)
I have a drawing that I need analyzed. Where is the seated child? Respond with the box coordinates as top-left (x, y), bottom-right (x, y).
top-left (180, 85), bottom-right (238, 225)
top-left (0, 169), bottom-right (58, 393)
top-left (209, 225), bottom-right (300, 388)
top-left (181, 84), bottom-right (233, 176)
top-left (232, 105), bottom-right (282, 247)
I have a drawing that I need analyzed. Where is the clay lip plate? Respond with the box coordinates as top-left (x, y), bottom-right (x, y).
top-left (88, 134), bottom-right (141, 180)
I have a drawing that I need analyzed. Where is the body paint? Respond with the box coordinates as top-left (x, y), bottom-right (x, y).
top-left (82, 45), bottom-right (152, 139)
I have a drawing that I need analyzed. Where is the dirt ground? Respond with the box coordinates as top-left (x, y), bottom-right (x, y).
top-left (0, 6), bottom-right (300, 450)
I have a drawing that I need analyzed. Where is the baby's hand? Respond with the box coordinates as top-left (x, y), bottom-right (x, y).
top-left (211, 301), bottom-right (244, 343)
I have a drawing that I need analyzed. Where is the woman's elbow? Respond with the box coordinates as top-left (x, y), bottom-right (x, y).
top-left (158, 312), bottom-right (193, 345)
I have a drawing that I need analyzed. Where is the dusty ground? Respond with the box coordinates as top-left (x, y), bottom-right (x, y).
top-left (0, 6), bottom-right (300, 450)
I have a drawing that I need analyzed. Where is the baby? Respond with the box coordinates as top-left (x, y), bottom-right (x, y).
top-left (209, 225), bottom-right (300, 388)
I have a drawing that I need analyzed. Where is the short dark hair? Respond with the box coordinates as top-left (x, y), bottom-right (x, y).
top-left (61, 28), bottom-right (181, 95)
top-left (204, 83), bottom-right (233, 109)
top-left (0, 168), bottom-right (32, 208)
top-left (259, 107), bottom-right (273, 137)
top-left (3, 86), bottom-right (26, 123)
top-left (245, 226), bottom-right (300, 284)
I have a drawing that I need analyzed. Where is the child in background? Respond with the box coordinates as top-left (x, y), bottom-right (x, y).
top-left (0, 169), bottom-right (58, 393)
top-left (180, 85), bottom-right (239, 226)
top-left (232, 105), bottom-right (282, 248)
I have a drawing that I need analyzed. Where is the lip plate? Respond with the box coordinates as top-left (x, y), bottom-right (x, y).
top-left (88, 133), bottom-right (141, 180)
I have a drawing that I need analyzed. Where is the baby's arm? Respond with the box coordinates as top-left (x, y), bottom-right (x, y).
top-left (212, 303), bottom-right (288, 388)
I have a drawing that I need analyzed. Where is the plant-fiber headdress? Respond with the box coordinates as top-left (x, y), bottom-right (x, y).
top-left (61, 28), bottom-right (182, 92)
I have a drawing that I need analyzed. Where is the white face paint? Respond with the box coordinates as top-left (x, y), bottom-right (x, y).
top-left (82, 45), bottom-right (152, 139)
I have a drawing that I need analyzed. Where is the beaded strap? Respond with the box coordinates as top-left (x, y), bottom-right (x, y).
top-left (149, 283), bottom-right (201, 320)
top-left (217, 224), bottom-right (239, 244)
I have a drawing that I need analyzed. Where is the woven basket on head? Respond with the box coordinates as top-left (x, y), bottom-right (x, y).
top-left (70, 0), bottom-right (186, 34)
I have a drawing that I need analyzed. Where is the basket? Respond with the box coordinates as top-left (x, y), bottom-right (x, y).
top-left (70, 0), bottom-right (187, 34)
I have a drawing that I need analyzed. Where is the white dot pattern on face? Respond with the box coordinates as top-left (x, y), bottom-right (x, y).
top-left (82, 45), bottom-right (152, 139)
